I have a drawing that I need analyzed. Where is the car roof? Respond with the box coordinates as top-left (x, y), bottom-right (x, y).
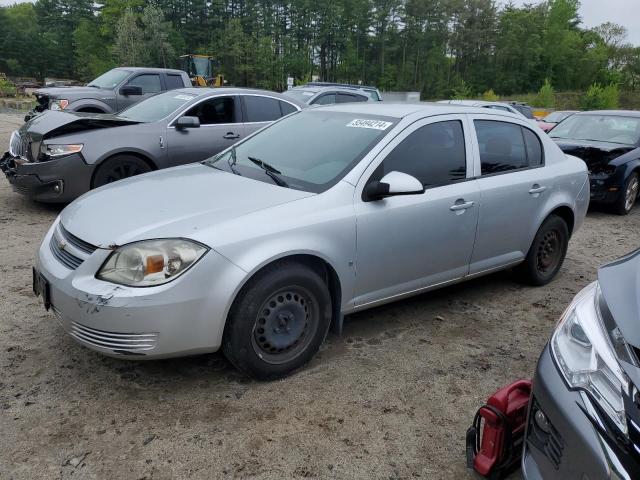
top-left (169, 87), bottom-right (307, 106)
top-left (115, 67), bottom-right (186, 74)
top-left (288, 85), bottom-right (371, 95)
top-left (574, 110), bottom-right (640, 117)
top-left (310, 102), bottom-right (525, 120)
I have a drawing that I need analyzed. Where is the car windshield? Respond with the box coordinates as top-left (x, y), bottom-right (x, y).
top-left (545, 111), bottom-right (575, 123)
top-left (206, 110), bottom-right (397, 193)
top-left (118, 91), bottom-right (198, 122)
top-left (550, 114), bottom-right (640, 146)
top-left (87, 69), bottom-right (131, 89)
top-left (283, 89), bottom-right (317, 102)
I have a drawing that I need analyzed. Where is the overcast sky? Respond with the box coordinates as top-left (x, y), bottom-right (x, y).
top-left (1, 0), bottom-right (638, 45)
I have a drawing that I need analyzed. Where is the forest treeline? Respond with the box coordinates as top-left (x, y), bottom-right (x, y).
top-left (1, 0), bottom-right (639, 98)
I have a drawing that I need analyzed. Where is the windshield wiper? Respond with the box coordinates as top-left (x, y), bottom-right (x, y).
top-left (87, 84), bottom-right (100, 88)
top-left (248, 156), bottom-right (288, 187)
top-left (228, 147), bottom-right (241, 176)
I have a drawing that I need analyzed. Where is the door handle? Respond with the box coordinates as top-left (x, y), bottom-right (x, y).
top-left (223, 132), bottom-right (240, 139)
top-left (449, 200), bottom-right (475, 211)
top-left (529, 184), bottom-right (547, 195)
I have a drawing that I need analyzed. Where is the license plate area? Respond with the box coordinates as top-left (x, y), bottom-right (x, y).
top-left (32, 266), bottom-right (51, 311)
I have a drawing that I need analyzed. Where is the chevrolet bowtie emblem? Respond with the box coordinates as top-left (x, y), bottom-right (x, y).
top-left (57, 239), bottom-right (67, 250)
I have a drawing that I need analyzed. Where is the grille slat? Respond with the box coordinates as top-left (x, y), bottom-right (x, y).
top-left (70, 322), bottom-right (158, 352)
top-left (49, 223), bottom-right (97, 270)
top-left (59, 224), bottom-right (97, 254)
top-left (50, 236), bottom-right (83, 269)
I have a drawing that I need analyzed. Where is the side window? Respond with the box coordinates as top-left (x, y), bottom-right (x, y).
top-left (371, 120), bottom-right (467, 188)
top-left (279, 101), bottom-right (297, 116)
top-left (523, 128), bottom-right (543, 166)
top-left (184, 96), bottom-right (235, 124)
top-left (336, 93), bottom-right (368, 103)
top-left (475, 120), bottom-right (528, 175)
top-left (128, 74), bottom-right (162, 94)
top-left (165, 74), bottom-right (185, 90)
top-left (312, 93), bottom-right (336, 105)
top-left (244, 96), bottom-right (281, 122)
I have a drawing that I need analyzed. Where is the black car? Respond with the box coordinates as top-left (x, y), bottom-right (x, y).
top-left (550, 111), bottom-right (640, 215)
top-left (523, 248), bottom-right (640, 479)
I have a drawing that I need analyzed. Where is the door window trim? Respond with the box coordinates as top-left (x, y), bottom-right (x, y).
top-left (355, 114), bottom-right (474, 201)
top-left (468, 115), bottom-right (546, 179)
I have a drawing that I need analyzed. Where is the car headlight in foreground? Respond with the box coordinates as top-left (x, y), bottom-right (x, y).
top-left (41, 144), bottom-right (83, 158)
top-left (97, 239), bottom-right (208, 287)
top-left (551, 282), bottom-right (633, 435)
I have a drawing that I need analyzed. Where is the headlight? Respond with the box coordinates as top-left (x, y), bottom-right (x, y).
top-left (96, 239), bottom-right (208, 287)
top-left (551, 282), bottom-right (632, 435)
top-left (41, 144), bottom-right (83, 158)
top-left (50, 99), bottom-right (69, 110)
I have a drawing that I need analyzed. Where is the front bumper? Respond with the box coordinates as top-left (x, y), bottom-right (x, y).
top-left (523, 345), bottom-right (636, 479)
top-left (1, 151), bottom-right (93, 202)
top-left (588, 172), bottom-right (623, 204)
top-left (35, 219), bottom-right (247, 359)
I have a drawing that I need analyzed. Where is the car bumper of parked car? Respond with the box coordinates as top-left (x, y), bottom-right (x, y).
top-left (522, 344), bottom-right (636, 480)
top-left (589, 172), bottom-right (623, 204)
top-left (1, 151), bottom-right (93, 202)
top-left (34, 218), bottom-right (247, 359)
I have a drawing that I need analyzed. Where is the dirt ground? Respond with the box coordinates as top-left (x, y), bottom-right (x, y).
top-left (0, 112), bottom-right (638, 480)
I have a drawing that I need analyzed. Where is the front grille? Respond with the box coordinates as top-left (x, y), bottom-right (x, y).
top-left (69, 322), bottom-right (158, 354)
top-left (50, 235), bottom-right (83, 269)
top-left (59, 224), bottom-right (97, 255)
top-left (9, 131), bottom-right (23, 157)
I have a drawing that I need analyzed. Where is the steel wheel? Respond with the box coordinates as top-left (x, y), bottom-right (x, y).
top-left (624, 175), bottom-right (639, 212)
top-left (536, 229), bottom-right (562, 274)
top-left (251, 286), bottom-right (319, 365)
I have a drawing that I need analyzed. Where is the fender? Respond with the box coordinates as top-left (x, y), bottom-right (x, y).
top-left (93, 147), bottom-right (158, 168)
top-left (67, 98), bottom-right (113, 114)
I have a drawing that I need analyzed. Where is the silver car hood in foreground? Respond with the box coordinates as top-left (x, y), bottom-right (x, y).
top-left (60, 164), bottom-right (314, 248)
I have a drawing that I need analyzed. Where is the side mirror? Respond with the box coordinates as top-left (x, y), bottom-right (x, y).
top-left (363, 171), bottom-right (424, 202)
top-left (119, 85), bottom-right (143, 96)
top-left (175, 116), bottom-right (200, 129)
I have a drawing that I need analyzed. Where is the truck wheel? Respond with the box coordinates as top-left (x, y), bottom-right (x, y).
top-left (92, 155), bottom-right (152, 188)
top-left (613, 172), bottom-right (639, 215)
top-left (222, 260), bottom-right (332, 380)
top-left (516, 215), bottom-right (569, 286)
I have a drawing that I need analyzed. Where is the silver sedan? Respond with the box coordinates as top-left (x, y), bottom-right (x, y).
top-left (34, 103), bottom-right (589, 379)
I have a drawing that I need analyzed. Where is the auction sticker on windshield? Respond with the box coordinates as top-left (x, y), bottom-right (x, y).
top-left (346, 119), bottom-right (393, 130)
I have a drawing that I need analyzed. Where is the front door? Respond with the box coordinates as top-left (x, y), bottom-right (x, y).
top-left (353, 116), bottom-right (480, 307)
top-left (165, 95), bottom-right (245, 166)
top-left (116, 73), bottom-right (163, 110)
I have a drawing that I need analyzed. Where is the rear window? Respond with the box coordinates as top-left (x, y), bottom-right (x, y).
top-left (165, 74), bottom-right (185, 90)
top-left (244, 96), bottom-right (281, 122)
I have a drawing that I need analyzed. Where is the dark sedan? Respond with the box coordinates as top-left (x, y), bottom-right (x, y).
top-left (523, 248), bottom-right (640, 479)
top-left (550, 111), bottom-right (640, 214)
top-left (1, 88), bottom-right (304, 202)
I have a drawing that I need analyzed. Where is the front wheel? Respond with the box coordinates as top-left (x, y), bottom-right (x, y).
top-left (613, 172), bottom-right (639, 215)
top-left (516, 215), bottom-right (569, 286)
top-left (222, 261), bottom-right (332, 380)
top-left (92, 155), bottom-right (152, 189)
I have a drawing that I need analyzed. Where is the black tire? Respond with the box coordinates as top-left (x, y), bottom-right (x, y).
top-left (92, 155), bottom-right (152, 188)
top-left (222, 260), bottom-right (332, 380)
top-left (76, 108), bottom-right (105, 114)
top-left (516, 215), bottom-right (569, 286)
top-left (612, 172), bottom-right (639, 216)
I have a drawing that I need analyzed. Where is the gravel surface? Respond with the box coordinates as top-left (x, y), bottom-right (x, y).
top-left (1, 112), bottom-right (638, 479)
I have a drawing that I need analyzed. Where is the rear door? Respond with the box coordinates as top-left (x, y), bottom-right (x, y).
top-left (467, 114), bottom-right (551, 274)
top-left (116, 73), bottom-right (163, 110)
top-left (165, 95), bottom-right (245, 166)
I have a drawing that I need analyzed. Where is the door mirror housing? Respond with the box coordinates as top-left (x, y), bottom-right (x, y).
top-left (175, 116), bottom-right (200, 129)
top-left (363, 171), bottom-right (425, 202)
top-left (119, 85), bottom-right (143, 96)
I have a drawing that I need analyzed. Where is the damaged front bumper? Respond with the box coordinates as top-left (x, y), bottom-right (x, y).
top-left (1, 151), bottom-right (93, 203)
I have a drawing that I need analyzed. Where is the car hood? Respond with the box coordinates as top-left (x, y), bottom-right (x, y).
top-left (35, 86), bottom-right (111, 100)
top-left (553, 138), bottom-right (637, 171)
top-left (598, 249), bottom-right (640, 349)
top-left (59, 163), bottom-right (315, 248)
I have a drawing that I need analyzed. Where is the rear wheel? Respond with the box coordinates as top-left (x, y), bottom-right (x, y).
top-left (92, 155), bottom-right (152, 189)
top-left (222, 261), bottom-right (332, 380)
top-left (516, 215), bottom-right (569, 286)
top-left (613, 172), bottom-right (639, 215)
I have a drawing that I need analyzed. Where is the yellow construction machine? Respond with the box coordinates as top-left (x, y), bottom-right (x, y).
top-left (179, 54), bottom-right (224, 87)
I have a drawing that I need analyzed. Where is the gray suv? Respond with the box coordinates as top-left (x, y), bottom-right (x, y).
top-left (283, 84), bottom-right (378, 105)
top-left (26, 67), bottom-right (191, 121)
